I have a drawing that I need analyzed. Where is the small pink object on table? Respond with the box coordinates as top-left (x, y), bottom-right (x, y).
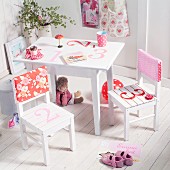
top-left (25, 46), bottom-right (43, 60)
top-left (97, 31), bottom-right (107, 47)
top-left (55, 34), bottom-right (64, 48)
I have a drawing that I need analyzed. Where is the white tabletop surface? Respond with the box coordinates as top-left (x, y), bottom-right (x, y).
top-left (14, 37), bottom-right (125, 71)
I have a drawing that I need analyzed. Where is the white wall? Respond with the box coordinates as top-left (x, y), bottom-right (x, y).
top-left (147, 0), bottom-right (170, 79)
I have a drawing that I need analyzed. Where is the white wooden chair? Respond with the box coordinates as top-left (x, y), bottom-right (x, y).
top-left (12, 66), bottom-right (76, 165)
top-left (108, 49), bottom-right (162, 141)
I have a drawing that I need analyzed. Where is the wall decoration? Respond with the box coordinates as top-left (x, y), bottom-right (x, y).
top-left (80, 0), bottom-right (99, 28)
top-left (5, 36), bottom-right (27, 74)
top-left (100, 0), bottom-right (130, 37)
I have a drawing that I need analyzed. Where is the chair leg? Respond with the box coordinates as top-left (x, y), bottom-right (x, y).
top-left (41, 135), bottom-right (49, 166)
top-left (137, 110), bottom-right (140, 117)
top-left (108, 99), bottom-right (114, 125)
top-left (69, 118), bottom-right (76, 151)
top-left (20, 122), bottom-right (28, 150)
top-left (154, 104), bottom-right (159, 131)
top-left (124, 110), bottom-right (129, 141)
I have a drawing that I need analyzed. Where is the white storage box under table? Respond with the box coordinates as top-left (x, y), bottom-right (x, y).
top-left (0, 79), bottom-right (17, 115)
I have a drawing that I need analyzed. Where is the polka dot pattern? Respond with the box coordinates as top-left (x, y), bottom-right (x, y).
top-left (97, 32), bottom-right (107, 47)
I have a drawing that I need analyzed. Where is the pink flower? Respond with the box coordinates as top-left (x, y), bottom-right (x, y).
top-left (36, 75), bottom-right (40, 81)
top-left (39, 69), bottom-right (47, 77)
top-left (17, 84), bottom-right (22, 90)
top-left (38, 16), bottom-right (42, 20)
top-left (20, 77), bottom-right (30, 86)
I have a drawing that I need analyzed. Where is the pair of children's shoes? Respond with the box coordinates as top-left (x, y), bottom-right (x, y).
top-left (100, 151), bottom-right (133, 168)
top-left (8, 113), bottom-right (19, 128)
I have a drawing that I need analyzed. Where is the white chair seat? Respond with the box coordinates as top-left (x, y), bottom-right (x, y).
top-left (21, 103), bottom-right (73, 135)
top-left (109, 84), bottom-right (156, 111)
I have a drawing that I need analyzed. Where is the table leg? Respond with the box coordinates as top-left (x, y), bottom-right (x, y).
top-left (107, 65), bottom-right (114, 125)
top-left (91, 71), bottom-right (100, 135)
top-left (48, 67), bottom-right (56, 103)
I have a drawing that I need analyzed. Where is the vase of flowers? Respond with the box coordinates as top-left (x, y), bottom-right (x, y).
top-left (15, 0), bottom-right (76, 39)
top-left (38, 24), bottom-right (52, 37)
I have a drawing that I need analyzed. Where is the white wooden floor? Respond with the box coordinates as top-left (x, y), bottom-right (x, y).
top-left (0, 73), bottom-right (170, 170)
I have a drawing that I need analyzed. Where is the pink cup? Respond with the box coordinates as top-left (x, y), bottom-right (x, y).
top-left (97, 31), bottom-right (107, 47)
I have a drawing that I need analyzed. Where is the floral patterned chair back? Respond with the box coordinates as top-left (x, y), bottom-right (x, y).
top-left (13, 66), bottom-right (49, 103)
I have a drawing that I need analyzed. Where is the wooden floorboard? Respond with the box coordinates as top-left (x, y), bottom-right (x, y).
top-left (0, 74), bottom-right (170, 170)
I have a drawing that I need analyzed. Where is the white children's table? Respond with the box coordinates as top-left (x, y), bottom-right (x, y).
top-left (14, 37), bottom-right (124, 135)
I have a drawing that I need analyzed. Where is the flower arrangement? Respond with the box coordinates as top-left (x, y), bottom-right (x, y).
top-left (15, 0), bottom-right (76, 37)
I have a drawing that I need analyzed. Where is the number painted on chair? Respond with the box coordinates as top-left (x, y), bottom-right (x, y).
top-left (120, 88), bottom-right (145, 100)
top-left (34, 108), bottom-right (60, 122)
top-left (88, 49), bottom-right (107, 59)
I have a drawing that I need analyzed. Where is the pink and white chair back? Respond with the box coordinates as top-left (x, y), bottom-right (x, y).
top-left (138, 49), bottom-right (162, 82)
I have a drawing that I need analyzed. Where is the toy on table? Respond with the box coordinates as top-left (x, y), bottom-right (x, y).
top-left (102, 79), bottom-right (124, 100)
top-left (56, 77), bottom-right (84, 106)
top-left (55, 34), bottom-right (64, 48)
top-left (25, 45), bottom-right (43, 60)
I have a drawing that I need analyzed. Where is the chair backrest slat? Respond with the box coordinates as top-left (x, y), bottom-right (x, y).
top-left (138, 49), bottom-right (162, 82)
top-left (13, 66), bottom-right (49, 103)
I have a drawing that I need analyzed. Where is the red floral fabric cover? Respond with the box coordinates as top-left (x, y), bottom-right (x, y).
top-left (13, 66), bottom-right (49, 102)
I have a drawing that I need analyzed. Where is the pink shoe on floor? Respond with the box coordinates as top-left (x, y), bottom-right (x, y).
top-left (99, 152), bottom-right (124, 168)
top-left (99, 152), bottom-right (116, 168)
top-left (115, 151), bottom-right (133, 166)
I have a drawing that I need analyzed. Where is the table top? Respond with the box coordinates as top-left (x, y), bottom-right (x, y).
top-left (14, 37), bottom-right (125, 71)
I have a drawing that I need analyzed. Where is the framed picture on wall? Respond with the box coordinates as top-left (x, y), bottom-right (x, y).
top-left (5, 36), bottom-right (27, 74)
top-left (80, 0), bottom-right (100, 28)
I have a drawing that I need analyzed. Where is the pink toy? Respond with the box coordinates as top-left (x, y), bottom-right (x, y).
top-left (56, 77), bottom-right (83, 106)
top-left (8, 118), bottom-right (15, 128)
top-left (102, 79), bottom-right (124, 101)
top-left (145, 94), bottom-right (154, 100)
top-left (25, 46), bottom-right (43, 60)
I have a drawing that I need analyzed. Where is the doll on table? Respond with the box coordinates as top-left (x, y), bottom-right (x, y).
top-left (56, 77), bottom-right (84, 106)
